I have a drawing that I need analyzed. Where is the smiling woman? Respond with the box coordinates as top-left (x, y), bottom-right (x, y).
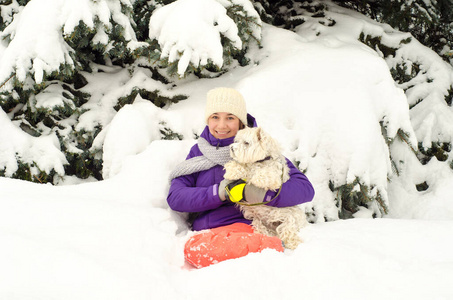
top-left (207, 112), bottom-right (241, 139)
top-left (167, 87), bottom-right (315, 268)
top-left (205, 87), bottom-right (247, 139)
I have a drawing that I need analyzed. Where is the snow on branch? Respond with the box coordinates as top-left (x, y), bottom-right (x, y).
top-left (0, 0), bottom-right (74, 85)
top-left (0, 107), bottom-right (67, 178)
top-left (0, 0), bottom-right (139, 86)
top-left (149, 0), bottom-right (261, 77)
top-left (359, 23), bottom-right (453, 149)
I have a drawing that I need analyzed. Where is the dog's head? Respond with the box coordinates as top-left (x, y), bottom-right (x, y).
top-left (230, 127), bottom-right (281, 164)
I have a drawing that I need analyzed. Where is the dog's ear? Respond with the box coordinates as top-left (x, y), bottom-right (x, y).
top-left (258, 127), bottom-right (281, 159)
top-left (256, 127), bottom-right (262, 141)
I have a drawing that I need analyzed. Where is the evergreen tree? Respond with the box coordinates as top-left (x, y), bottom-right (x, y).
top-left (332, 0), bottom-right (453, 63)
top-left (252, 0), bottom-right (452, 219)
top-left (0, 0), bottom-right (261, 183)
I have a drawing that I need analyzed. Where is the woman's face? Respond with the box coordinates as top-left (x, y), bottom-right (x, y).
top-left (208, 112), bottom-right (241, 139)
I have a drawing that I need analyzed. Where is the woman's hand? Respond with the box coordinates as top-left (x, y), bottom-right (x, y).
top-left (243, 184), bottom-right (267, 204)
top-left (219, 179), bottom-right (267, 204)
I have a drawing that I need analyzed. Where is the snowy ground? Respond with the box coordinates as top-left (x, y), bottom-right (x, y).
top-left (1, 1), bottom-right (453, 299)
top-left (1, 139), bottom-right (453, 300)
top-left (1, 135), bottom-right (453, 299)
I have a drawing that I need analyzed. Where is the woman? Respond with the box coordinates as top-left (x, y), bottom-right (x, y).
top-left (167, 87), bottom-right (314, 268)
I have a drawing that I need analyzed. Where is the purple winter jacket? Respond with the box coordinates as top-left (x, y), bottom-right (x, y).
top-left (167, 114), bottom-right (315, 231)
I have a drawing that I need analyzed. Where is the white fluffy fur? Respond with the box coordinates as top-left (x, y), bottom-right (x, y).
top-left (224, 127), bottom-right (307, 249)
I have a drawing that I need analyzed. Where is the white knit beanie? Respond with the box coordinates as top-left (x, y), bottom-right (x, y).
top-left (205, 87), bottom-right (247, 126)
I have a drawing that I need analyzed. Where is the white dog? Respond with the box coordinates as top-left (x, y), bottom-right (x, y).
top-left (223, 127), bottom-right (307, 249)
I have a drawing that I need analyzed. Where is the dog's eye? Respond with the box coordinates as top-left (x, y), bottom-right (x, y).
top-left (243, 142), bottom-right (249, 146)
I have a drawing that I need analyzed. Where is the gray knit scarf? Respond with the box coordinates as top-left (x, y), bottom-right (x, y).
top-left (169, 138), bottom-right (232, 180)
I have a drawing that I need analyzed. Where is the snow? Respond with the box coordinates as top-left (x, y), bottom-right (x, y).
top-left (236, 24), bottom-right (418, 219)
top-left (1, 140), bottom-right (453, 299)
top-left (1, 1), bottom-right (453, 299)
top-left (0, 107), bottom-right (67, 177)
top-left (0, 0), bottom-right (74, 84)
top-left (0, 0), bottom-right (139, 85)
top-left (148, 0), bottom-right (262, 76)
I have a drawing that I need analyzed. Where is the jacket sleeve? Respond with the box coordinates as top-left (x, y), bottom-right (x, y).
top-left (167, 175), bottom-right (223, 213)
top-left (265, 158), bottom-right (315, 207)
top-left (167, 146), bottom-right (223, 213)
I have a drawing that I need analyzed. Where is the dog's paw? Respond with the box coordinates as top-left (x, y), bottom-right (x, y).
top-left (282, 235), bottom-right (303, 250)
top-left (249, 170), bottom-right (281, 190)
top-left (224, 161), bottom-right (247, 180)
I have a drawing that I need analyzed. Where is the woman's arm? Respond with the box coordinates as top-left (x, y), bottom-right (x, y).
top-left (264, 159), bottom-right (315, 207)
top-left (167, 174), bottom-right (223, 213)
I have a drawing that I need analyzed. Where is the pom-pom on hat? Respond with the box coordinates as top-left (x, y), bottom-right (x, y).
top-left (205, 87), bottom-right (247, 126)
